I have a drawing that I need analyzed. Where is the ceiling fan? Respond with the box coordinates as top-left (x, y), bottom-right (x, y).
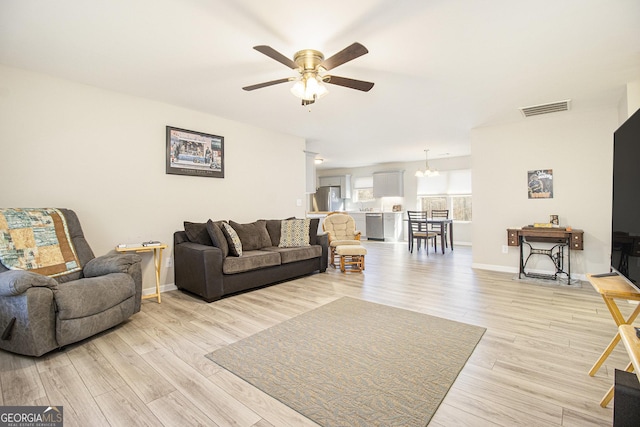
top-left (242, 42), bottom-right (374, 106)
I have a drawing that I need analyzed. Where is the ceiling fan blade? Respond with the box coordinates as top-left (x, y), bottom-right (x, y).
top-left (319, 42), bottom-right (369, 71)
top-left (325, 75), bottom-right (374, 92)
top-left (243, 78), bottom-right (292, 91)
top-left (253, 45), bottom-right (298, 69)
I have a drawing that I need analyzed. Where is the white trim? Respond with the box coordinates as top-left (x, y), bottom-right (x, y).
top-left (471, 263), bottom-right (586, 281)
top-left (472, 263), bottom-right (518, 274)
top-left (142, 282), bottom-right (177, 296)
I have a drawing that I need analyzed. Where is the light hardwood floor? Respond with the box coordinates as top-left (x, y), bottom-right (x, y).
top-left (0, 242), bottom-right (631, 426)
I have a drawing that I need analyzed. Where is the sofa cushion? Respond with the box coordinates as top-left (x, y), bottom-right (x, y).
top-left (206, 220), bottom-right (229, 258)
top-left (279, 219), bottom-right (311, 247)
top-left (184, 221), bottom-right (213, 246)
top-left (230, 220), bottom-right (271, 251)
top-left (221, 222), bottom-right (243, 256)
top-left (222, 250), bottom-right (281, 274)
top-left (265, 217), bottom-right (295, 247)
top-left (262, 245), bottom-right (322, 264)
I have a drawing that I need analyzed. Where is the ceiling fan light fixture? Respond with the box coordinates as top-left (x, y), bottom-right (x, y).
top-left (290, 79), bottom-right (306, 99)
top-left (290, 75), bottom-right (328, 101)
top-left (246, 43), bottom-right (371, 105)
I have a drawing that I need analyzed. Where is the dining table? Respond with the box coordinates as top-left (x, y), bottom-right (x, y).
top-left (405, 217), bottom-right (454, 254)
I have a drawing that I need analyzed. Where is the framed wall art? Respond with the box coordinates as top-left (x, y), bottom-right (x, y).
top-left (527, 169), bottom-right (553, 199)
top-left (166, 126), bottom-right (224, 178)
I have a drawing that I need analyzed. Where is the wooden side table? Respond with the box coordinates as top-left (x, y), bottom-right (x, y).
top-left (116, 243), bottom-right (167, 303)
top-left (586, 273), bottom-right (640, 407)
top-left (599, 325), bottom-right (640, 408)
top-left (619, 325), bottom-right (640, 377)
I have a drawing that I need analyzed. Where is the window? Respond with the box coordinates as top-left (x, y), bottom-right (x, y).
top-left (417, 170), bottom-right (472, 221)
top-left (354, 188), bottom-right (375, 202)
top-left (353, 176), bottom-right (374, 202)
top-left (452, 195), bottom-right (472, 221)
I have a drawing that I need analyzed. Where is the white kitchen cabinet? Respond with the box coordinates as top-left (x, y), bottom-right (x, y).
top-left (319, 176), bottom-right (341, 187)
top-left (373, 171), bottom-right (404, 198)
top-left (350, 212), bottom-right (367, 238)
top-left (383, 212), bottom-right (404, 242)
top-left (318, 175), bottom-right (352, 199)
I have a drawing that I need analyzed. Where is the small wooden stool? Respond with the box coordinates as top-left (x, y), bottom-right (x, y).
top-left (335, 245), bottom-right (367, 273)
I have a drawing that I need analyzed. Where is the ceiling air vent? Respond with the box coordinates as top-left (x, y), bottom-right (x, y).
top-left (519, 99), bottom-right (571, 118)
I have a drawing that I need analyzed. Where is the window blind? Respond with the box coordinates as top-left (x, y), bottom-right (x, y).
top-left (353, 176), bottom-right (374, 189)
top-left (416, 169), bottom-right (471, 195)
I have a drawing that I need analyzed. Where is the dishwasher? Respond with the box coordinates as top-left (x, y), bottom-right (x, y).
top-left (365, 213), bottom-right (384, 241)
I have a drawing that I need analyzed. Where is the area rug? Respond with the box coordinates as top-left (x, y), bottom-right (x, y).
top-left (205, 297), bottom-right (485, 427)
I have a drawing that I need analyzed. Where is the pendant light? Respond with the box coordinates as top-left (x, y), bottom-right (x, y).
top-left (415, 149), bottom-right (439, 177)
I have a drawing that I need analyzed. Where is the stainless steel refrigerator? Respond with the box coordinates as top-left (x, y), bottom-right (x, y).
top-left (313, 186), bottom-right (344, 212)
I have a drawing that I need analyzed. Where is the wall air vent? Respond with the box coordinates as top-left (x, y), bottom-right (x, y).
top-left (519, 99), bottom-right (571, 118)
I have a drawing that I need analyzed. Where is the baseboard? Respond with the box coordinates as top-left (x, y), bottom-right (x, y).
top-left (142, 282), bottom-right (177, 297)
top-left (471, 263), bottom-right (586, 281)
top-left (471, 263), bottom-right (518, 274)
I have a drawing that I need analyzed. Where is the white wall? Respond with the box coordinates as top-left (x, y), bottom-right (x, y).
top-left (470, 108), bottom-right (619, 278)
top-left (626, 80), bottom-right (640, 118)
top-left (0, 65), bottom-right (307, 294)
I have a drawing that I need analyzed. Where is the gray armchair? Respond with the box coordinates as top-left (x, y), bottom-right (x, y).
top-left (0, 209), bottom-right (142, 356)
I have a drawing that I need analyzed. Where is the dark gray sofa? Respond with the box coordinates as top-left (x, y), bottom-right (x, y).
top-left (0, 209), bottom-right (142, 356)
top-left (174, 218), bottom-right (328, 302)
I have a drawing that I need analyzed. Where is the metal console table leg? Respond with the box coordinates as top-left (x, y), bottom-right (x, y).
top-left (520, 239), bottom-right (572, 284)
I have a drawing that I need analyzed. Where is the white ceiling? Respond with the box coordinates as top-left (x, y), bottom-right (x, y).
top-left (1, 0), bottom-right (639, 169)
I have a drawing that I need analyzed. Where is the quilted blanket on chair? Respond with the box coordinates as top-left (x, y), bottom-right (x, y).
top-left (0, 208), bottom-right (82, 277)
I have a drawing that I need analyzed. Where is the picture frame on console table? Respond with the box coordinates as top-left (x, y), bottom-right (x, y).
top-left (166, 126), bottom-right (224, 178)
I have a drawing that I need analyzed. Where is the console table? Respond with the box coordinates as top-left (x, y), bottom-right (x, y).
top-left (507, 227), bottom-right (583, 285)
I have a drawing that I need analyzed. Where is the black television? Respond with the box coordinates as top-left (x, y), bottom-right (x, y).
top-left (611, 107), bottom-right (640, 285)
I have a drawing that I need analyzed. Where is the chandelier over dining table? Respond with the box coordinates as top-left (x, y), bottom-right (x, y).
top-left (415, 149), bottom-right (439, 177)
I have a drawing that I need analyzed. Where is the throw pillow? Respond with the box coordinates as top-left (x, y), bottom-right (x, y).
top-left (206, 220), bottom-right (230, 258)
top-left (229, 220), bottom-right (271, 251)
top-left (265, 217), bottom-right (296, 246)
top-left (279, 218), bottom-right (311, 248)
top-left (184, 222), bottom-right (213, 246)
top-left (221, 222), bottom-right (242, 256)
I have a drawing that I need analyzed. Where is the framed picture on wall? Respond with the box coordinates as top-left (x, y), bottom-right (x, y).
top-left (166, 126), bottom-right (224, 178)
top-left (527, 169), bottom-right (553, 199)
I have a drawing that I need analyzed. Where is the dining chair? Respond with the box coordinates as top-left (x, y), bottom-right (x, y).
top-left (407, 211), bottom-right (438, 254)
top-left (430, 209), bottom-right (450, 248)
